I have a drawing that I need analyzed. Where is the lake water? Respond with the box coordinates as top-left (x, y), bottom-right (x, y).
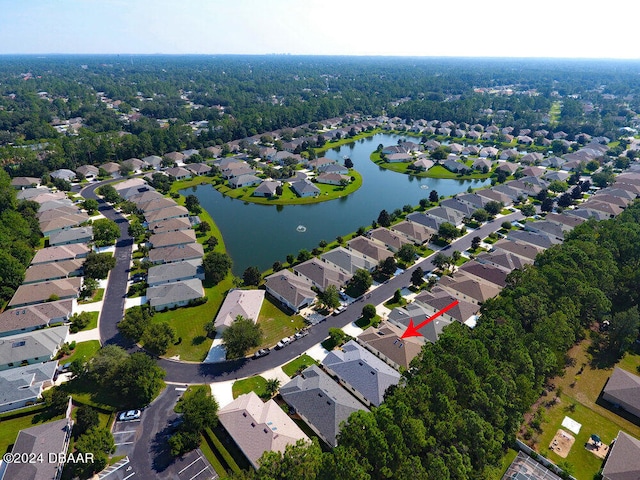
top-left (182, 133), bottom-right (491, 274)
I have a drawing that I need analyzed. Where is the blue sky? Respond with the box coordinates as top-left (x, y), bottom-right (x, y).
top-left (0, 0), bottom-right (638, 58)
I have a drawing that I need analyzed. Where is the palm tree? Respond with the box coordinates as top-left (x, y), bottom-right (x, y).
top-left (265, 378), bottom-right (281, 398)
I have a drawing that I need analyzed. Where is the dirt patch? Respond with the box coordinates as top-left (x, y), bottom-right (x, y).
top-left (585, 438), bottom-right (609, 459)
top-left (549, 429), bottom-right (575, 458)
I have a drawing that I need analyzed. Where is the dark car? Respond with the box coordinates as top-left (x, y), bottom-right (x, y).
top-left (253, 348), bottom-right (270, 359)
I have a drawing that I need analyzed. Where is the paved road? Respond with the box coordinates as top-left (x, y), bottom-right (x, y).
top-left (81, 180), bottom-right (135, 348)
top-left (80, 179), bottom-right (523, 383)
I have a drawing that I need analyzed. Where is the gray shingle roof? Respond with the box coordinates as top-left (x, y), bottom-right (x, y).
top-left (602, 431), bottom-right (640, 480)
top-left (280, 365), bottom-right (369, 447)
top-left (322, 341), bottom-right (401, 406)
top-left (3, 417), bottom-right (73, 480)
top-left (146, 278), bottom-right (204, 309)
top-left (0, 325), bottom-right (69, 367)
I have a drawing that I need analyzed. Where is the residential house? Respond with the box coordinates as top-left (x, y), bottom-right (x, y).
top-left (438, 198), bottom-right (476, 219)
top-left (0, 300), bottom-right (73, 338)
top-left (252, 180), bottom-right (281, 197)
top-left (495, 162), bottom-right (519, 175)
top-left (2, 415), bottom-right (73, 480)
top-left (99, 161), bottom-right (121, 177)
top-left (320, 246), bottom-right (377, 274)
top-left (406, 212), bottom-right (441, 231)
top-left (50, 169), bottom-right (76, 182)
top-left (543, 170), bottom-right (570, 182)
top-left (30, 244), bottom-right (90, 265)
top-left (76, 165), bottom-right (99, 179)
top-left (442, 158), bottom-right (468, 173)
top-left (142, 155), bottom-right (163, 169)
top-left (0, 361), bottom-right (58, 413)
top-left (147, 216), bottom-right (193, 233)
top-left (0, 325), bottom-right (69, 371)
top-left (293, 258), bottom-right (351, 292)
top-left (540, 156), bottom-right (565, 168)
top-left (10, 177), bottom-right (40, 189)
top-left (387, 301), bottom-right (453, 343)
top-left (489, 184), bottom-right (521, 202)
top-left (214, 289), bottom-right (265, 335)
top-left (356, 322), bottom-right (423, 371)
top-left (602, 368), bottom-right (640, 419)
top-left (475, 250), bottom-right (532, 272)
top-left (492, 239), bottom-right (543, 262)
top-left (280, 365), bottom-right (369, 448)
top-left (148, 242), bottom-right (204, 265)
top-left (147, 259), bottom-right (204, 287)
top-left (149, 229), bottom-right (197, 248)
top-left (390, 220), bottom-right (433, 244)
top-left (122, 157), bottom-right (146, 172)
top-left (291, 179), bottom-right (320, 198)
top-left (164, 166), bottom-right (192, 180)
top-left (520, 165), bottom-right (546, 177)
top-left (113, 178), bottom-right (154, 199)
top-left (144, 205), bottom-right (189, 224)
top-left (544, 212), bottom-right (585, 230)
top-left (601, 431), bottom-right (640, 480)
top-left (322, 164), bottom-right (349, 175)
top-left (39, 212), bottom-right (90, 237)
top-left (8, 277), bottom-right (82, 308)
top-left (164, 151), bottom-right (185, 164)
top-left (426, 205), bottom-right (466, 226)
top-left (218, 392), bottom-right (309, 469)
top-left (413, 287), bottom-right (480, 326)
top-left (507, 230), bottom-right (559, 249)
top-left (368, 228), bottom-right (412, 252)
top-left (524, 220), bottom-right (568, 242)
top-left (500, 149), bottom-right (518, 160)
top-left (472, 158), bottom-right (492, 172)
top-left (457, 260), bottom-right (508, 288)
top-left (136, 196), bottom-right (178, 214)
top-left (229, 174), bottom-right (262, 189)
top-left (186, 163), bottom-right (212, 176)
top-left (322, 340), bottom-right (401, 407)
top-left (412, 158), bottom-right (434, 171)
top-left (23, 259), bottom-right (83, 284)
top-left (128, 190), bottom-right (165, 206)
top-left (347, 236), bottom-right (394, 263)
top-left (479, 146), bottom-right (499, 158)
top-left (386, 152), bottom-right (412, 163)
top-left (307, 157), bottom-right (336, 171)
top-left (146, 278), bottom-right (204, 311)
top-left (48, 227), bottom-right (93, 247)
top-left (316, 172), bottom-right (349, 185)
top-left (264, 269), bottom-right (315, 313)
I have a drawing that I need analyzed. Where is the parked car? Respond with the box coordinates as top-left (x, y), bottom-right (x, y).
top-left (332, 305), bottom-right (347, 316)
top-left (118, 409), bottom-right (141, 421)
top-left (275, 337), bottom-right (291, 349)
top-left (253, 348), bottom-right (271, 359)
top-left (294, 330), bottom-right (309, 340)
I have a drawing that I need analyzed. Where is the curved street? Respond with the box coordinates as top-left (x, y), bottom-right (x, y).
top-left (80, 179), bottom-right (523, 384)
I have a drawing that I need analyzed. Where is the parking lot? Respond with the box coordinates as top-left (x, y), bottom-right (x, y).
top-left (174, 451), bottom-right (217, 480)
top-left (112, 415), bottom-right (142, 457)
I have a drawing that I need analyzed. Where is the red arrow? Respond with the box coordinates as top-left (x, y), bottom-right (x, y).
top-left (400, 300), bottom-right (459, 339)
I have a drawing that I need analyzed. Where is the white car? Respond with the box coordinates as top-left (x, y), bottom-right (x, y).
top-left (118, 409), bottom-right (141, 421)
top-left (275, 337), bottom-right (291, 349)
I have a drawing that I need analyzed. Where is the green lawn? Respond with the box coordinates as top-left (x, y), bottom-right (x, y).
top-left (62, 340), bottom-right (101, 366)
top-left (59, 375), bottom-right (123, 411)
top-left (256, 297), bottom-right (307, 350)
top-left (232, 376), bottom-right (267, 399)
top-left (355, 314), bottom-right (381, 329)
top-left (371, 153), bottom-right (492, 180)
top-left (213, 170), bottom-right (363, 206)
top-left (526, 341), bottom-right (640, 480)
top-left (79, 311), bottom-right (99, 331)
top-left (78, 288), bottom-right (104, 304)
top-left (282, 354), bottom-right (318, 377)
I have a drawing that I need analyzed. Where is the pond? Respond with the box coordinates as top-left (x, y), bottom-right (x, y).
top-left (182, 133), bottom-right (491, 274)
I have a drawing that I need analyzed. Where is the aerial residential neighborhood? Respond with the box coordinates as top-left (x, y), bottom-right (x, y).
top-left (1, 50), bottom-right (640, 480)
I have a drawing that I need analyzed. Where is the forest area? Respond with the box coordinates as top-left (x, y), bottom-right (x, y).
top-left (1, 56), bottom-right (640, 178)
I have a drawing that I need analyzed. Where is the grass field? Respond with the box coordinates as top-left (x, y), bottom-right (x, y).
top-left (282, 354), bottom-right (318, 377)
top-left (62, 340), bottom-right (101, 366)
top-left (527, 341), bottom-right (640, 480)
top-left (79, 288), bottom-right (104, 304)
top-left (256, 297), bottom-right (306, 351)
top-left (371, 152), bottom-right (492, 180)
top-left (232, 376), bottom-right (267, 399)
